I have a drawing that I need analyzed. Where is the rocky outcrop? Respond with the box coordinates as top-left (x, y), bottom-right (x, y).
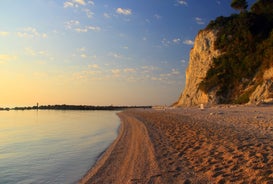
top-left (249, 67), bottom-right (273, 104)
top-left (174, 30), bottom-right (221, 107)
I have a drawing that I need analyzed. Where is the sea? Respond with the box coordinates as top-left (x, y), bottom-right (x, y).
top-left (0, 110), bottom-right (120, 184)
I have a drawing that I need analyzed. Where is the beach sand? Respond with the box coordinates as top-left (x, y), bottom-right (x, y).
top-left (79, 105), bottom-right (273, 184)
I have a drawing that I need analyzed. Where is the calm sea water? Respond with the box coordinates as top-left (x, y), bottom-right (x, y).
top-left (0, 110), bottom-right (120, 184)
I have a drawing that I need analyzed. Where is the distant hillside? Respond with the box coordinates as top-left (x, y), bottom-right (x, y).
top-left (175, 0), bottom-right (273, 106)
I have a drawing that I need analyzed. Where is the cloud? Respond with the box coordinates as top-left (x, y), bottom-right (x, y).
top-left (64, 1), bottom-right (74, 8)
top-left (171, 69), bottom-right (180, 75)
top-left (17, 27), bottom-right (47, 38)
top-left (65, 20), bottom-right (80, 29)
top-left (83, 8), bottom-right (94, 18)
top-left (162, 38), bottom-right (182, 46)
top-left (195, 17), bottom-right (205, 25)
top-left (88, 64), bottom-right (99, 69)
top-left (24, 47), bottom-right (48, 56)
top-left (75, 27), bottom-right (86, 32)
top-left (64, 0), bottom-right (89, 8)
top-left (142, 65), bottom-right (159, 73)
top-left (161, 38), bottom-right (171, 47)
top-left (64, 0), bottom-right (94, 19)
top-left (183, 39), bottom-right (194, 45)
top-left (75, 0), bottom-right (86, 5)
top-left (0, 31), bottom-right (9, 36)
top-left (181, 59), bottom-right (187, 64)
top-left (176, 0), bottom-right (187, 6)
top-left (65, 20), bottom-right (100, 33)
top-left (88, 0), bottom-right (94, 5)
top-left (80, 54), bottom-right (87, 58)
top-left (124, 68), bottom-right (136, 73)
top-left (116, 8), bottom-right (132, 15)
top-left (103, 13), bottom-right (111, 19)
top-left (87, 26), bottom-right (101, 31)
top-left (111, 69), bottom-right (121, 76)
top-left (77, 47), bottom-right (86, 52)
top-left (154, 14), bottom-right (162, 20)
top-left (109, 52), bottom-right (128, 60)
top-left (73, 70), bottom-right (101, 80)
top-left (0, 54), bottom-right (17, 62)
top-left (173, 38), bottom-right (181, 44)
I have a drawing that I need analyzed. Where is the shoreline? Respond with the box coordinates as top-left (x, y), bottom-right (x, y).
top-left (79, 106), bottom-right (273, 183)
top-left (78, 111), bottom-right (163, 184)
top-left (78, 113), bottom-right (126, 184)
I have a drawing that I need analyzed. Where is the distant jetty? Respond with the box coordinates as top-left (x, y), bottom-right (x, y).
top-left (0, 104), bottom-right (151, 111)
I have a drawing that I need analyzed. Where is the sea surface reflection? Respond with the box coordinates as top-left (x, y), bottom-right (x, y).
top-left (0, 110), bottom-right (120, 184)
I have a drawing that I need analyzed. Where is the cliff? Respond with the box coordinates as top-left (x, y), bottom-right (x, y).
top-left (174, 0), bottom-right (273, 107)
top-left (249, 67), bottom-right (273, 104)
top-left (174, 30), bottom-right (221, 106)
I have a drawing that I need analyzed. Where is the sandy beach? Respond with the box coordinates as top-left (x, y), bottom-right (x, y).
top-left (79, 105), bottom-right (273, 184)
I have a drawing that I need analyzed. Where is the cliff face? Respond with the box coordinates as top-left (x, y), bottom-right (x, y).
top-left (174, 1), bottom-right (273, 107)
top-left (249, 67), bottom-right (273, 104)
top-left (174, 29), bottom-right (273, 107)
top-left (175, 30), bottom-right (221, 106)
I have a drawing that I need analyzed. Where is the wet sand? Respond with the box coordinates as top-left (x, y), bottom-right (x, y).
top-left (79, 105), bottom-right (273, 184)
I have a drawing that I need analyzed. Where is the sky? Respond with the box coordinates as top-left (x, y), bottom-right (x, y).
top-left (0, 0), bottom-right (256, 107)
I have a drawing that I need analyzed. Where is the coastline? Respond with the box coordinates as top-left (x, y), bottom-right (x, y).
top-left (79, 106), bottom-right (273, 183)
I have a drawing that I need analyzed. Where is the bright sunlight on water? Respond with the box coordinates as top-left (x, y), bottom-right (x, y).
top-left (0, 110), bottom-right (120, 184)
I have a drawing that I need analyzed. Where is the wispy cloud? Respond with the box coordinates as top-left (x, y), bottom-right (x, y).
top-left (171, 68), bottom-right (180, 75)
top-left (74, 0), bottom-right (86, 5)
top-left (103, 13), bottom-right (111, 19)
top-left (108, 52), bottom-right (131, 60)
top-left (0, 31), bottom-right (9, 36)
top-left (195, 17), bottom-right (205, 25)
top-left (111, 69), bottom-right (121, 76)
top-left (64, 0), bottom-right (94, 18)
top-left (17, 27), bottom-right (47, 38)
top-left (80, 54), bottom-right (87, 58)
top-left (124, 68), bottom-right (136, 73)
top-left (176, 0), bottom-right (187, 6)
top-left (65, 20), bottom-right (100, 33)
top-left (64, 0), bottom-right (90, 8)
top-left (87, 26), bottom-right (100, 31)
top-left (75, 26), bottom-right (100, 33)
top-left (116, 8), bottom-right (132, 15)
top-left (64, 1), bottom-right (74, 8)
top-left (173, 38), bottom-right (181, 44)
top-left (88, 0), bottom-right (94, 5)
top-left (142, 65), bottom-right (160, 73)
top-left (154, 14), bottom-right (162, 20)
top-left (181, 59), bottom-right (187, 64)
top-left (24, 47), bottom-right (48, 56)
top-left (77, 47), bottom-right (86, 52)
top-left (183, 39), bottom-right (194, 45)
top-left (0, 54), bottom-right (17, 62)
top-left (65, 20), bottom-right (80, 29)
top-left (161, 37), bottom-right (182, 46)
top-left (83, 8), bottom-right (94, 18)
top-left (73, 69), bottom-right (102, 80)
top-left (109, 52), bottom-right (122, 59)
top-left (161, 38), bottom-right (171, 47)
top-left (88, 64), bottom-right (100, 69)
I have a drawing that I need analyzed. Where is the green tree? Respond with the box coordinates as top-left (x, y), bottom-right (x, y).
top-left (231, 0), bottom-right (248, 12)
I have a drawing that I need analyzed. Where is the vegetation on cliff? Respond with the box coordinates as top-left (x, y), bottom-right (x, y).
top-left (199, 0), bottom-right (273, 104)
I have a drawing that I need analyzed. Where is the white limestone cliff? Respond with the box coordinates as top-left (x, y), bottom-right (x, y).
top-left (174, 30), bottom-right (221, 107)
